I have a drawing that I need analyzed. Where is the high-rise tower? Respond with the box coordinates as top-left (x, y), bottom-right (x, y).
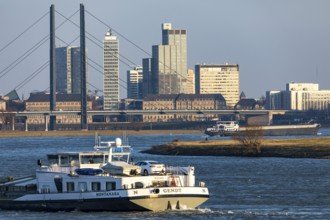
top-left (103, 30), bottom-right (119, 110)
top-left (56, 46), bottom-right (88, 94)
top-left (144, 23), bottom-right (187, 95)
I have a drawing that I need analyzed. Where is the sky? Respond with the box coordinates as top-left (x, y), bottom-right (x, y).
top-left (1, 0), bottom-right (330, 100)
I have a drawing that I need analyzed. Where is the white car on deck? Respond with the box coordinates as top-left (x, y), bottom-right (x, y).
top-left (135, 160), bottom-right (165, 176)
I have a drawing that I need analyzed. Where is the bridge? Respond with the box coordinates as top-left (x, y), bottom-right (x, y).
top-left (0, 109), bottom-right (294, 131)
top-left (15, 109), bottom-right (285, 116)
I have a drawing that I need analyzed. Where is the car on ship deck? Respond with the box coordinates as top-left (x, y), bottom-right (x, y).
top-left (135, 160), bottom-right (165, 176)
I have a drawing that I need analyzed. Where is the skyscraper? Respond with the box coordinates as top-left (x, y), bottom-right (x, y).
top-left (144, 23), bottom-right (187, 95)
top-left (103, 30), bottom-right (119, 110)
top-left (55, 46), bottom-right (88, 94)
top-left (195, 64), bottom-right (240, 108)
top-left (142, 58), bottom-right (153, 97)
top-left (127, 66), bottom-right (143, 99)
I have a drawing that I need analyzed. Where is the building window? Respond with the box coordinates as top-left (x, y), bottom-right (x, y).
top-left (78, 182), bottom-right (87, 192)
top-left (67, 182), bottom-right (75, 192)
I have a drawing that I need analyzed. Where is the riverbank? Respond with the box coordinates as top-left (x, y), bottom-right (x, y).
top-left (143, 137), bottom-right (330, 158)
top-left (0, 130), bottom-right (201, 138)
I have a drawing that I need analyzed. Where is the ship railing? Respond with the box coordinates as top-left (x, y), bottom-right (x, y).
top-left (38, 165), bottom-right (79, 174)
top-left (165, 166), bottom-right (194, 175)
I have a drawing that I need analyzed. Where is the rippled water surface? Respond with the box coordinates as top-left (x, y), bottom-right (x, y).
top-left (0, 128), bottom-right (330, 219)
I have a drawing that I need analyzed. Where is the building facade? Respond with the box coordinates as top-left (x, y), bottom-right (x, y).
top-left (266, 91), bottom-right (283, 110)
top-left (0, 96), bottom-right (6, 111)
top-left (127, 66), bottom-right (143, 99)
top-left (266, 82), bottom-right (330, 110)
top-left (56, 46), bottom-right (88, 94)
top-left (142, 94), bottom-right (225, 122)
top-left (195, 64), bottom-right (240, 108)
top-left (186, 69), bottom-right (195, 94)
top-left (25, 93), bottom-right (92, 124)
top-left (103, 30), bottom-right (119, 110)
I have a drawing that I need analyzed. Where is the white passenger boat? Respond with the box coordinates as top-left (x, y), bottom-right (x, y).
top-left (205, 121), bottom-right (239, 136)
top-left (0, 137), bottom-right (209, 211)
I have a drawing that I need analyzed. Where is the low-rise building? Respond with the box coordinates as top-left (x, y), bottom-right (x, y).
top-left (25, 93), bottom-right (92, 124)
top-left (0, 98), bottom-right (6, 111)
top-left (143, 94), bottom-right (225, 122)
top-left (142, 94), bottom-right (177, 122)
top-left (235, 98), bottom-right (262, 110)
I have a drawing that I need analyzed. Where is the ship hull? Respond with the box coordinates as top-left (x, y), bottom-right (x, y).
top-left (205, 124), bottom-right (320, 137)
top-left (0, 197), bottom-right (146, 212)
top-left (258, 125), bottom-right (320, 136)
top-left (0, 188), bottom-right (209, 212)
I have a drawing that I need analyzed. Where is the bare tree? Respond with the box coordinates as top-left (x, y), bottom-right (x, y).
top-left (232, 125), bottom-right (264, 155)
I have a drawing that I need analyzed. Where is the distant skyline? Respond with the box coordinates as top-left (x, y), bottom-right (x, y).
top-left (1, 0), bottom-right (330, 99)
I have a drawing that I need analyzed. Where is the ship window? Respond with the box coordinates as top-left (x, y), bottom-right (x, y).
top-left (47, 154), bottom-right (59, 165)
top-left (60, 155), bottom-right (70, 166)
top-left (78, 182), bottom-right (87, 192)
top-left (69, 155), bottom-right (79, 165)
top-left (40, 185), bottom-right (50, 194)
top-left (106, 182), bottom-right (116, 190)
top-left (67, 182), bottom-right (75, 192)
top-left (152, 181), bottom-right (167, 187)
top-left (80, 155), bottom-right (104, 164)
top-left (111, 155), bottom-right (129, 163)
top-left (92, 182), bottom-right (101, 191)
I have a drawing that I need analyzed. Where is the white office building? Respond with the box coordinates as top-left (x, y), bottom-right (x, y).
top-left (195, 64), bottom-right (240, 108)
top-left (127, 66), bottom-right (143, 99)
top-left (266, 82), bottom-right (330, 110)
top-left (103, 30), bottom-right (119, 110)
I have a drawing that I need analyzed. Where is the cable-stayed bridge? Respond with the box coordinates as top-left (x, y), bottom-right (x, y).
top-left (0, 4), bottom-right (290, 131)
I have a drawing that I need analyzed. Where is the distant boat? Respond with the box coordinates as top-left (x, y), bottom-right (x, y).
top-left (205, 121), bottom-right (239, 136)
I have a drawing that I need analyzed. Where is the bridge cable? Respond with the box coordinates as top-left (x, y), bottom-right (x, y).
top-left (55, 11), bottom-right (136, 91)
top-left (55, 36), bottom-right (128, 91)
top-left (0, 37), bottom-right (48, 80)
top-left (85, 10), bottom-right (150, 56)
top-left (85, 10), bottom-right (193, 95)
top-left (56, 10), bottom-right (139, 68)
top-left (56, 10), bottom-right (175, 106)
top-left (15, 61), bottom-right (49, 91)
top-left (0, 11), bottom-right (48, 53)
top-left (56, 11), bottom-right (181, 110)
top-left (0, 9), bottom-right (80, 81)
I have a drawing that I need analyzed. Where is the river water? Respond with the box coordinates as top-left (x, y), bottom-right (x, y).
top-left (0, 128), bottom-right (330, 219)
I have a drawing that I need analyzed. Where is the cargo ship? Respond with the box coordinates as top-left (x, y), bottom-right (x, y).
top-left (205, 121), bottom-right (321, 136)
top-left (0, 137), bottom-right (209, 211)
